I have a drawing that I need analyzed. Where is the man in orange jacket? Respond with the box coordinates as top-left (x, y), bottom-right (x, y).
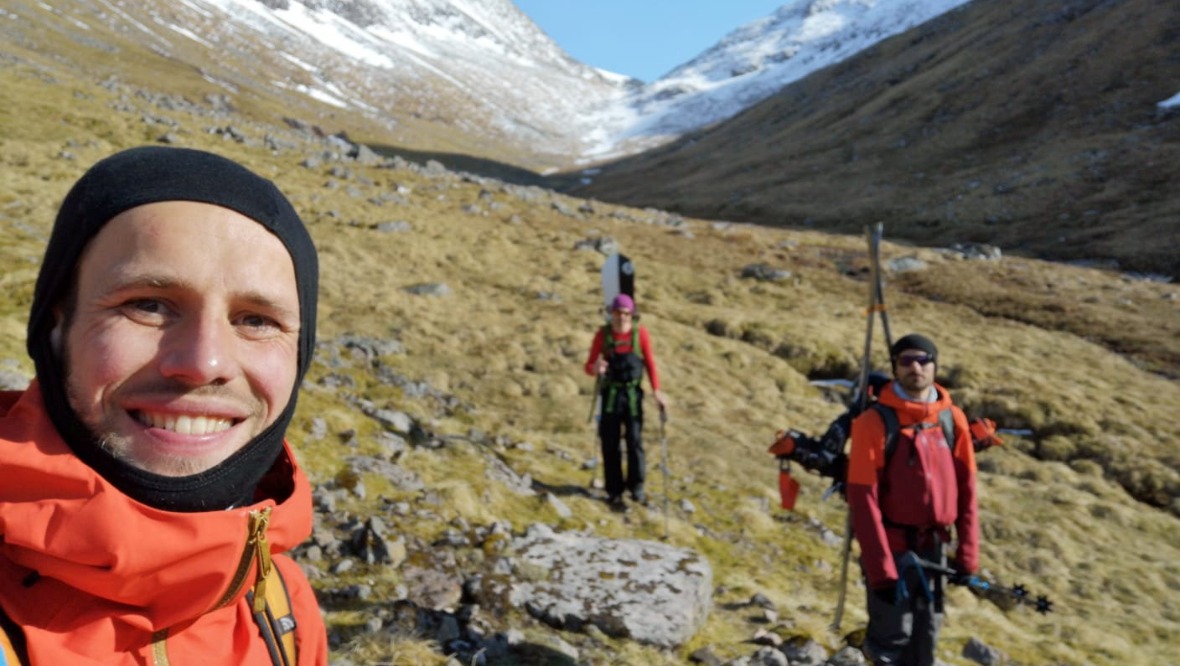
top-left (846, 334), bottom-right (979, 666)
top-left (0, 146), bottom-right (328, 664)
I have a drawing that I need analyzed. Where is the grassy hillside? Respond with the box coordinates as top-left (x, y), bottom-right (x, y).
top-left (568, 0), bottom-right (1180, 278)
top-left (1, 7), bottom-right (1179, 665)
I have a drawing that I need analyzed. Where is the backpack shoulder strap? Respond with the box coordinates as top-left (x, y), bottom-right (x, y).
top-left (870, 403), bottom-right (901, 463)
top-left (937, 407), bottom-right (956, 451)
top-left (247, 563), bottom-right (298, 666)
top-left (0, 604), bottom-right (27, 666)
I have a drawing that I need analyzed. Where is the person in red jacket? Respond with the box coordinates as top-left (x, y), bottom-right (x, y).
top-left (0, 146), bottom-right (328, 664)
top-left (584, 294), bottom-right (667, 510)
top-left (846, 334), bottom-right (979, 666)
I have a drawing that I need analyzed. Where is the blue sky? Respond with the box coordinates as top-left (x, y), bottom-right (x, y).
top-left (513, 1), bottom-right (787, 82)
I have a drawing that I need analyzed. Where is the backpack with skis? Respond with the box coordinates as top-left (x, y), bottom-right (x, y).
top-left (586, 252), bottom-right (637, 485)
top-left (764, 224), bottom-right (1034, 629)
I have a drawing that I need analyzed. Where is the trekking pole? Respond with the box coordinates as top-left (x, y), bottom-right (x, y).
top-left (659, 407), bottom-right (670, 540)
top-left (587, 375), bottom-right (602, 489)
top-left (902, 554), bottom-right (1055, 615)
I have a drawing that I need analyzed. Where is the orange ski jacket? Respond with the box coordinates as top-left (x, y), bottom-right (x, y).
top-left (846, 382), bottom-right (979, 588)
top-left (0, 382), bottom-right (328, 665)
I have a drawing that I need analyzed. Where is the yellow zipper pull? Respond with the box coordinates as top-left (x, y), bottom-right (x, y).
top-left (249, 507), bottom-right (274, 614)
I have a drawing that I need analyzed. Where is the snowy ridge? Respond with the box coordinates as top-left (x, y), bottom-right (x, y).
top-left (582, 0), bottom-right (975, 160)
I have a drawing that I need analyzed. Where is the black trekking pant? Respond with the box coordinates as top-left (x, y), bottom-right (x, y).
top-left (598, 393), bottom-right (645, 500)
top-left (863, 547), bottom-right (944, 666)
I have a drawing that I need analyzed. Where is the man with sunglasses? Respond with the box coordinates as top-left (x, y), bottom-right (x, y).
top-left (846, 334), bottom-right (979, 666)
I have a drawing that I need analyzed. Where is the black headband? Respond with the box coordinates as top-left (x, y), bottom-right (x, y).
top-left (27, 146), bottom-right (318, 511)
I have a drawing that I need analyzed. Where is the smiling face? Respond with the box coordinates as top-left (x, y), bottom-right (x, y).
top-left (57, 201), bottom-right (301, 477)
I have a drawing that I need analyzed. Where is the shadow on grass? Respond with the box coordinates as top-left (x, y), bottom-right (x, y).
top-left (532, 478), bottom-right (601, 502)
top-left (367, 143), bottom-right (553, 189)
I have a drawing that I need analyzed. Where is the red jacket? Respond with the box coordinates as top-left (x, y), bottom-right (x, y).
top-left (846, 382), bottom-right (979, 588)
top-left (0, 383), bottom-right (328, 665)
top-left (583, 324), bottom-right (661, 391)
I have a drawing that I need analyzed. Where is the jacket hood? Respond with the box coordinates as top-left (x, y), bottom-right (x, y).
top-left (0, 384), bottom-right (313, 633)
top-left (25, 145), bottom-right (318, 512)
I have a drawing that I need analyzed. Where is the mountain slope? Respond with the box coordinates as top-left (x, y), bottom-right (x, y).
top-left (569, 0), bottom-right (1180, 277)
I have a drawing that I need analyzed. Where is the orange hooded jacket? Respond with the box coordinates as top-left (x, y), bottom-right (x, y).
top-left (0, 383), bottom-right (328, 665)
top-left (846, 382), bottom-right (979, 589)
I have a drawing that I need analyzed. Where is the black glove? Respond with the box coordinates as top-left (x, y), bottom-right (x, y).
top-left (947, 562), bottom-right (973, 586)
top-left (872, 585), bottom-right (897, 606)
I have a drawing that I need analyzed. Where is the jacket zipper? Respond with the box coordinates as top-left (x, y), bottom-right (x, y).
top-left (149, 507), bottom-right (274, 664)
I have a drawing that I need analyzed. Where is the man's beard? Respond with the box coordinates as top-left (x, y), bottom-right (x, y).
top-left (64, 368), bottom-right (251, 478)
top-left (898, 373), bottom-right (933, 396)
top-left (92, 430), bottom-right (209, 477)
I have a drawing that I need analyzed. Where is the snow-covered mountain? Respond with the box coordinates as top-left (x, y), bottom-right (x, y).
top-left (10, 0), bottom-right (973, 168)
top-left (158, 0), bottom-right (635, 162)
top-left (585, 0), bottom-right (975, 160)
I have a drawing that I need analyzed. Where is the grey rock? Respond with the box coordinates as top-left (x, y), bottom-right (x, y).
top-left (507, 523), bottom-right (713, 648)
top-left (741, 264), bottom-right (792, 282)
top-left (963, 636), bottom-right (1009, 665)
top-left (405, 282), bottom-right (452, 297)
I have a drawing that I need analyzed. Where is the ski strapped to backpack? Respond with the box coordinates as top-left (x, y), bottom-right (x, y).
top-left (0, 564), bottom-right (297, 666)
top-left (832, 223), bottom-right (891, 631)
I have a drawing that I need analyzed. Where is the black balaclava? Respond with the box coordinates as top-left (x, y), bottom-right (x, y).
top-left (26, 146), bottom-right (318, 512)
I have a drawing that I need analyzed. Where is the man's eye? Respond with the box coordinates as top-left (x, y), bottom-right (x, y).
top-left (128, 299), bottom-right (164, 314)
top-left (239, 314), bottom-right (279, 330)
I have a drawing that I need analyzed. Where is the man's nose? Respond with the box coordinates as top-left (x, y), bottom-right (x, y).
top-left (158, 314), bottom-right (236, 385)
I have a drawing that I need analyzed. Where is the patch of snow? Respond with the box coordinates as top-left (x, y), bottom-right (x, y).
top-left (166, 23), bottom-right (213, 48)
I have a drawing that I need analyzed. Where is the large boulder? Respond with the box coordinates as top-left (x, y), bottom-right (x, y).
top-left (507, 523), bottom-right (713, 648)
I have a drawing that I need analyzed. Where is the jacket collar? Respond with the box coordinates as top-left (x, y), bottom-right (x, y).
top-left (0, 382), bottom-right (313, 632)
